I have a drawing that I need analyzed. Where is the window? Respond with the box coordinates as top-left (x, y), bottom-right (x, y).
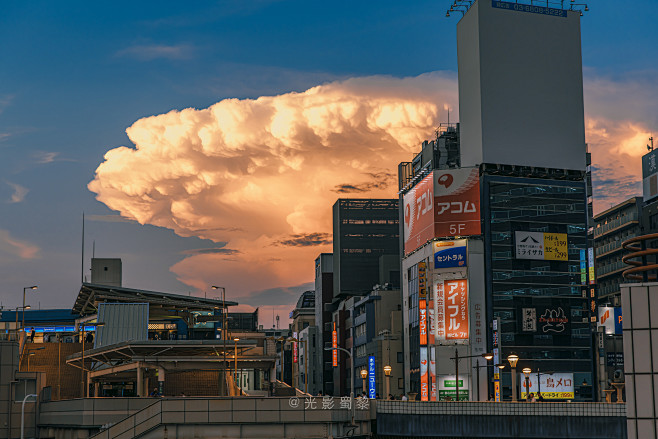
top-left (355, 323), bottom-right (367, 338)
top-left (356, 345), bottom-right (367, 358)
top-left (397, 352), bottom-right (404, 363)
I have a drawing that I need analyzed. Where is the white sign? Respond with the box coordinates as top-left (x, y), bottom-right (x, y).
top-left (515, 231), bottom-right (544, 259)
top-left (521, 308), bottom-right (536, 332)
top-left (521, 372), bottom-right (574, 400)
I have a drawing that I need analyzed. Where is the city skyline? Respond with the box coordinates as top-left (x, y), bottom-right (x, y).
top-left (1, 0), bottom-right (657, 326)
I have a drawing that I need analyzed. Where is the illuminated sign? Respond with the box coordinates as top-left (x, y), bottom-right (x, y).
top-left (403, 169), bottom-right (481, 255)
top-left (420, 347), bottom-right (429, 401)
top-left (438, 375), bottom-right (469, 401)
top-left (368, 356), bottom-right (376, 399)
top-left (588, 247), bottom-right (595, 285)
top-left (521, 372), bottom-right (574, 400)
top-left (332, 323), bottom-right (338, 367)
top-left (599, 307), bottom-right (622, 335)
top-left (418, 261), bottom-right (427, 298)
top-left (419, 300), bottom-right (428, 346)
top-left (433, 239), bottom-right (467, 269)
top-left (580, 249), bottom-right (587, 284)
top-left (293, 331), bottom-right (298, 363)
top-left (436, 279), bottom-right (469, 343)
top-left (515, 231), bottom-right (568, 261)
top-left (491, 1), bottom-right (567, 18)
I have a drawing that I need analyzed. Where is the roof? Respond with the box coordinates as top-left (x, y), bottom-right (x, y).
top-left (0, 308), bottom-right (77, 324)
top-left (73, 283), bottom-right (238, 316)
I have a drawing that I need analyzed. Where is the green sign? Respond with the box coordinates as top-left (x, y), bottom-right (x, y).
top-left (443, 380), bottom-right (464, 388)
top-left (439, 390), bottom-right (469, 400)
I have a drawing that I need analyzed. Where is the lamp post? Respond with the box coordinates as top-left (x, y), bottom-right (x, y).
top-left (234, 337), bottom-right (240, 394)
top-left (22, 286), bottom-right (37, 332)
top-left (522, 367), bottom-right (531, 401)
top-left (449, 352), bottom-right (494, 401)
top-left (325, 346), bottom-right (355, 425)
top-left (211, 286), bottom-right (227, 395)
top-left (507, 354), bottom-right (519, 402)
top-left (472, 353), bottom-right (494, 401)
top-left (24, 346), bottom-right (44, 371)
top-left (384, 365), bottom-right (392, 398)
top-left (360, 369), bottom-right (368, 394)
top-left (14, 306), bottom-right (30, 340)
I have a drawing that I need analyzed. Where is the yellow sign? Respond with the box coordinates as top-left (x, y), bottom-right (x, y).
top-left (521, 391), bottom-right (575, 400)
top-left (543, 233), bottom-right (568, 261)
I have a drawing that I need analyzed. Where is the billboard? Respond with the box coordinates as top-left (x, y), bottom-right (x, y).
top-left (438, 375), bottom-right (469, 401)
top-left (419, 300), bottom-right (428, 345)
top-left (515, 231), bottom-right (568, 261)
top-left (403, 173), bottom-right (435, 254)
top-left (332, 325), bottom-right (338, 367)
top-left (368, 356), bottom-right (376, 399)
top-left (420, 347), bottom-right (429, 401)
top-left (599, 307), bottom-right (622, 335)
top-left (404, 169), bottom-right (481, 255)
top-left (433, 168), bottom-right (481, 238)
top-left (643, 149), bottom-right (658, 201)
top-left (436, 279), bottom-right (469, 343)
top-left (433, 239), bottom-right (467, 269)
top-left (521, 372), bottom-right (574, 400)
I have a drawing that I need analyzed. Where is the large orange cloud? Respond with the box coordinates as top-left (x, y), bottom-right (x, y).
top-left (89, 73), bottom-right (458, 308)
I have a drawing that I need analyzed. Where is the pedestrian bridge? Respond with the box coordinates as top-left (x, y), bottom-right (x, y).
top-left (375, 400), bottom-right (627, 439)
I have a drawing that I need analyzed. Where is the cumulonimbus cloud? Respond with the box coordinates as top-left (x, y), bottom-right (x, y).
top-left (89, 70), bottom-right (653, 313)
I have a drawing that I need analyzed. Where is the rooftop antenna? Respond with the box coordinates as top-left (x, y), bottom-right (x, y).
top-left (648, 136), bottom-right (654, 152)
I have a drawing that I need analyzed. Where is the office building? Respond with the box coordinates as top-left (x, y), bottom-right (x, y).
top-left (399, 0), bottom-right (593, 401)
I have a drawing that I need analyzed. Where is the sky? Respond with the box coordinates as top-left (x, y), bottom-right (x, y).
top-left (1, 0), bottom-right (657, 326)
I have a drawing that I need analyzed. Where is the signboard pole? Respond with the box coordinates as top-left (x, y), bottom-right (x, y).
top-left (454, 348), bottom-right (460, 402)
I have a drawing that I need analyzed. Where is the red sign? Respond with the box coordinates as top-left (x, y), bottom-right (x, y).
top-left (443, 279), bottom-right (469, 341)
top-left (420, 347), bottom-right (429, 401)
top-left (419, 300), bottom-right (428, 346)
top-left (293, 331), bottom-right (298, 363)
top-left (403, 173), bottom-right (435, 255)
top-left (403, 169), bottom-right (480, 254)
top-left (332, 328), bottom-right (338, 367)
top-left (433, 168), bottom-right (481, 238)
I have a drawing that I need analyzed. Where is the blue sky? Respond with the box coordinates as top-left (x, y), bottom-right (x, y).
top-left (1, 0), bottom-right (657, 324)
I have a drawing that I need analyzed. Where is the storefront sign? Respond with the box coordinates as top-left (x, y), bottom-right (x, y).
top-left (420, 347), bottom-right (429, 401)
top-left (368, 356), bottom-right (376, 399)
top-left (521, 372), bottom-right (574, 400)
top-left (438, 375), bottom-right (469, 401)
top-left (433, 239), bottom-right (467, 269)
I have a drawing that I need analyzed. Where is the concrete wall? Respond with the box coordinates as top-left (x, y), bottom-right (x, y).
top-left (457, 0), bottom-right (586, 170)
top-left (621, 282), bottom-right (658, 438)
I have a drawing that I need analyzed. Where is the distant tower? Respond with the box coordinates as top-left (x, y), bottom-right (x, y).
top-left (91, 258), bottom-right (122, 286)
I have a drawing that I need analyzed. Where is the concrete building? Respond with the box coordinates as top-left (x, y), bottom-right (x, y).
top-left (399, 0), bottom-right (593, 401)
top-left (314, 253), bottom-right (334, 395)
top-left (290, 291), bottom-right (315, 392)
top-left (594, 197), bottom-right (643, 303)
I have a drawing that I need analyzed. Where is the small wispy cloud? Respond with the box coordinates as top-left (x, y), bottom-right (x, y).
top-left (33, 151), bottom-right (60, 164)
top-left (181, 247), bottom-right (240, 256)
top-left (0, 229), bottom-right (40, 259)
top-left (86, 214), bottom-right (137, 223)
top-left (6, 182), bottom-right (28, 203)
top-left (116, 44), bottom-right (195, 61)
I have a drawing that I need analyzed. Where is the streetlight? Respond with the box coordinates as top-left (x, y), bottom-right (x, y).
top-left (211, 285), bottom-right (228, 395)
top-left (13, 306), bottom-right (31, 340)
top-left (383, 365), bottom-right (392, 399)
top-left (360, 369), bottom-right (368, 394)
top-left (325, 346), bottom-right (355, 425)
top-left (21, 286), bottom-right (37, 332)
top-left (234, 337), bottom-right (240, 395)
top-left (449, 351), bottom-right (495, 401)
top-left (472, 353), bottom-right (494, 401)
top-left (522, 367), bottom-right (532, 400)
top-left (507, 354), bottom-right (519, 402)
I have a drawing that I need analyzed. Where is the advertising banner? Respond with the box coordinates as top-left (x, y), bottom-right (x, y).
top-left (433, 168), bottom-right (481, 238)
top-left (332, 326), bottom-right (338, 367)
top-left (403, 173), bottom-right (435, 254)
top-left (443, 279), bottom-right (469, 341)
top-left (368, 356), bottom-right (376, 399)
top-left (599, 307), bottom-right (622, 335)
top-left (580, 249), bottom-right (587, 285)
top-left (515, 231), bottom-right (568, 261)
top-left (521, 372), bottom-right (574, 400)
top-left (293, 331), bottom-right (298, 363)
top-left (419, 300), bottom-right (428, 346)
top-left (435, 281), bottom-right (445, 341)
top-left (429, 348), bottom-right (436, 401)
top-left (428, 300), bottom-right (435, 345)
top-left (438, 375), bottom-right (469, 401)
top-left (537, 306), bottom-right (570, 335)
top-left (588, 248), bottom-right (595, 285)
top-left (420, 347), bottom-right (429, 401)
top-left (433, 239), bottom-right (467, 269)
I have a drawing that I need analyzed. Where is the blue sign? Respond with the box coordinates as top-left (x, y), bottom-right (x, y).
top-left (614, 308), bottom-right (623, 335)
top-left (368, 356), bottom-right (376, 399)
top-left (434, 244), bottom-right (467, 269)
top-left (491, 1), bottom-right (567, 18)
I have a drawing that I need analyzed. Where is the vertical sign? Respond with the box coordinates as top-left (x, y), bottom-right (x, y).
top-left (493, 318), bottom-right (501, 402)
top-left (403, 173), bottom-right (435, 255)
top-left (588, 248), bottom-right (595, 285)
top-left (579, 249), bottom-right (587, 285)
top-left (444, 280), bottom-right (469, 341)
top-left (420, 347), bottom-right (429, 401)
top-left (332, 323), bottom-right (338, 367)
top-left (368, 356), bottom-right (376, 399)
top-left (589, 287), bottom-right (598, 323)
top-left (293, 331), bottom-right (298, 363)
top-left (429, 348), bottom-right (437, 401)
top-left (435, 281), bottom-right (445, 341)
top-left (418, 261), bottom-right (427, 298)
top-left (433, 168), bottom-right (481, 238)
top-left (419, 300), bottom-right (428, 346)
